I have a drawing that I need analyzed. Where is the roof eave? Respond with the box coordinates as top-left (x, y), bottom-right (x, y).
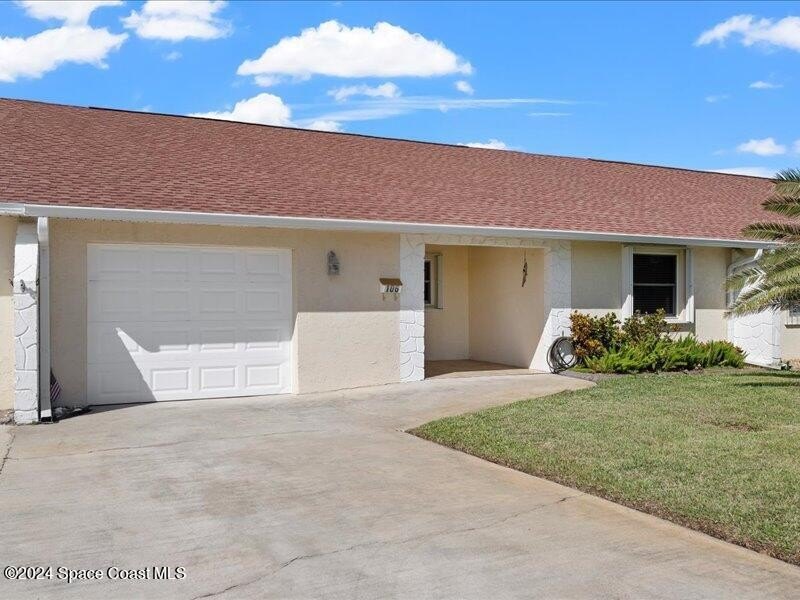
top-left (0, 202), bottom-right (776, 249)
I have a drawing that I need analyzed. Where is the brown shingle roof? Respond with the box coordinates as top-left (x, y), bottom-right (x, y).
top-left (0, 97), bottom-right (775, 242)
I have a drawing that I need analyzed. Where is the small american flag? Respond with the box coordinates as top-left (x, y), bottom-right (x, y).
top-left (50, 371), bottom-right (62, 405)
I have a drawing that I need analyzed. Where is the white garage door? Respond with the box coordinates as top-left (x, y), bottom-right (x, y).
top-left (87, 244), bottom-right (293, 404)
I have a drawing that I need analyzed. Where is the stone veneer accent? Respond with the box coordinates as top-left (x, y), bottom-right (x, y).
top-left (399, 233), bottom-right (572, 377)
top-left (726, 262), bottom-right (782, 368)
top-left (532, 240), bottom-right (572, 371)
top-left (13, 222), bottom-right (39, 423)
top-left (728, 310), bottom-right (781, 368)
top-left (399, 234), bottom-right (426, 381)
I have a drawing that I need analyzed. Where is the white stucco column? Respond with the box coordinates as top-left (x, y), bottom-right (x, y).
top-left (13, 222), bottom-right (40, 423)
top-left (532, 240), bottom-right (572, 371)
top-left (399, 234), bottom-right (425, 381)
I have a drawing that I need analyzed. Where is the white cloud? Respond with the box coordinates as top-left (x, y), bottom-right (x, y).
top-left (696, 14), bottom-right (800, 52)
top-left (238, 20), bottom-right (472, 81)
top-left (711, 167), bottom-right (776, 178)
top-left (528, 111), bottom-right (571, 117)
top-left (307, 96), bottom-right (572, 124)
top-left (328, 82), bottom-right (400, 102)
top-left (0, 25), bottom-right (127, 82)
top-left (455, 80), bottom-right (473, 95)
top-left (191, 93), bottom-right (293, 126)
top-left (794, 139), bottom-right (800, 154)
top-left (305, 120), bottom-right (343, 132)
top-left (704, 94), bottom-right (729, 103)
top-left (16, 1), bottom-right (122, 25)
top-left (163, 50), bottom-right (182, 61)
top-left (123, 0), bottom-right (230, 42)
top-left (192, 92), bottom-right (573, 137)
top-left (736, 137), bottom-right (786, 156)
top-left (192, 93), bottom-right (348, 133)
top-left (461, 139), bottom-right (510, 150)
top-left (749, 80), bottom-right (782, 89)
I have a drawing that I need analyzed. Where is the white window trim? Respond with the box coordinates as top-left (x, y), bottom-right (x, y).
top-left (621, 245), bottom-right (694, 324)
top-left (424, 253), bottom-right (443, 309)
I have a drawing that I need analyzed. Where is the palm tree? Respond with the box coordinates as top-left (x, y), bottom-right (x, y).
top-left (726, 168), bottom-right (800, 315)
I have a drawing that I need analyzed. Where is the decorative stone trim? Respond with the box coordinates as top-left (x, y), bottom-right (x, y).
top-left (727, 310), bottom-right (781, 368)
top-left (532, 240), bottom-right (572, 371)
top-left (727, 261), bottom-right (782, 368)
top-left (399, 234), bottom-right (425, 381)
top-left (13, 222), bottom-right (39, 424)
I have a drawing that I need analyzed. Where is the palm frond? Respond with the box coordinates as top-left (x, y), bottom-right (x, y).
top-left (742, 221), bottom-right (800, 242)
top-left (762, 194), bottom-right (800, 218)
top-left (726, 265), bottom-right (764, 292)
top-left (727, 281), bottom-right (800, 316)
top-left (762, 263), bottom-right (800, 286)
top-left (773, 168), bottom-right (800, 197)
top-left (773, 169), bottom-right (800, 190)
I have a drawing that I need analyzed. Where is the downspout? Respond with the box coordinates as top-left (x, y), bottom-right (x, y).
top-left (37, 217), bottom-right (53, 422)
top-left (726, 249), bottom-right (762, 305)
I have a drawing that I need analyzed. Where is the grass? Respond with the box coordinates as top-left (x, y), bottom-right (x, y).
top-left (411, 370), bottom-right (800, 565)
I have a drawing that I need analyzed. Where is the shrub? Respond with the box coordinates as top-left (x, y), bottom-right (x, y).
top-left (583, 335), bottom-right (745, 374)
top-left (700, 340), bottom-right (745, 368)
top-left (569, 311), bottom-right (621, 361)
top-left (621, 309), bottom-right (674, 345)
top-left (569, 309), bottom-right (746, 374)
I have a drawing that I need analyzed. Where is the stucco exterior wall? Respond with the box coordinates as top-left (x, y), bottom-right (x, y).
top-left (50, 219), bottom-right (401, 403)
top-left (783, 316), bottom-right (800, 360)
top-left (468, 247), bottom-right (544, 368)
top-left (572, 242), bottom-right (734, 342)
top-left (693, 247), bottom-right (729, 342)
top-left (571, 242), bottom-right (622, 317)
top-left (424, 244), bottom-right (469, 360)
top-left (0, 217), bottom-right (17, 411)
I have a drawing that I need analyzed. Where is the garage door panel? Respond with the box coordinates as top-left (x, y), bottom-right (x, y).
top-left (150, 249), bottom-right (191, 280)
top-left (151, 288), bottom-right (193, 321)
top-left (87, 244), bottom-right (293, 404)
top-left (245, 364), bottom-right (282, 388)
top-left (244, 250), bottom-right (288, 280)
top-left (89, 321), bottom-right (290, 364)
top-left (245, 327), bottom-right (282, 350)
top-left (199, 366), bottom-right (238, 391)
top-left (88, 367), bottom-right (147, 404)
top-left (89, 283), bottom-right (148, 322)
top-left (198, 249), bottom-right (238, 278)
top-left (88, 323), bottom-right (149, 364)
top-left (198, 288), bottom-right (239, 319)
top-left (88, 246), bottom-right (144, 281)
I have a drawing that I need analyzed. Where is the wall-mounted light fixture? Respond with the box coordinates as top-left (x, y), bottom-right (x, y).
top-left (327, 251), bottom-right (340, 276)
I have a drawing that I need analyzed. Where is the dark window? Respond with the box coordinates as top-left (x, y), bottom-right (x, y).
top-left (424, 255), bottom-right (440, 307)
top-left (424, 259), bottom-right (433, 305)
top-left (633, 254), bottom-right (677, 316)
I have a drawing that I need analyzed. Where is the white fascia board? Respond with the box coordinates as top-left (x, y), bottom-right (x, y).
top-left (1, 202), bottom-right (776, 249)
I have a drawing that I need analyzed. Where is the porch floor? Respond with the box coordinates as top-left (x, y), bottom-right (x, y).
top-left (425, 359), bottom-right (540, 379)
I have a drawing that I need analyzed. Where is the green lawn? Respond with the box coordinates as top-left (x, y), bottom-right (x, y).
top-left (411, 370), bottom-right (800, 565)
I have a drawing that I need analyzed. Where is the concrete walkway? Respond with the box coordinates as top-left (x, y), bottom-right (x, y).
top-left (1, 374), bottom-right (799, 599)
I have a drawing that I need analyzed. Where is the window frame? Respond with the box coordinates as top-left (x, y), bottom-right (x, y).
top-left (621, 246), bottom-right (693, 323)
top-left (424, 253), bottom-right (443, 309)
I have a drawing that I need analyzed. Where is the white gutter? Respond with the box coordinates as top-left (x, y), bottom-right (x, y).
top-left (0, 202), bottom-right (776, 249)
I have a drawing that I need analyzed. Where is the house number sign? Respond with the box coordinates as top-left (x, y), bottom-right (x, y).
top-left (379, 278), bottom-right (403, 294)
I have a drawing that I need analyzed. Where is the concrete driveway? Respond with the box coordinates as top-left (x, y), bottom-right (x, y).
top-left (1, 374), bottom-right (799, 599)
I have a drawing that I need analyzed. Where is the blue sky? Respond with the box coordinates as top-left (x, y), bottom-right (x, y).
top-left (1, 1), bottom-right (799, 176)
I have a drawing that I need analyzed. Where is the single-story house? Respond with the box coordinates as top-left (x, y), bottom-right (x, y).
top-left (1, 98), bottom-right (797, 423)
